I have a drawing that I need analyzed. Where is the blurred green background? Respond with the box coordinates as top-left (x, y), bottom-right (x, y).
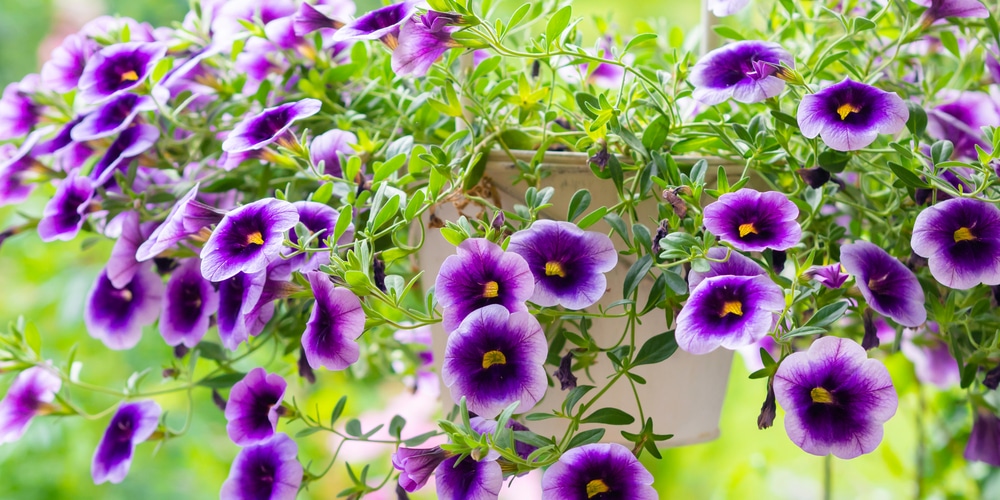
top-left (0, 0), bottom-right (992, 499)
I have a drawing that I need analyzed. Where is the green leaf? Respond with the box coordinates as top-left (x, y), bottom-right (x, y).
top-left (545, 5), bottom-right (572, 46)
top-left (333, 204), bottom-right (354, 243)
top-left (623, 255), bottom-right (653, 298)
top-left (712, 26), bottom-right (744, 40)
top-left (23, 322), bottom-right (40, 356)
top-left (938, 29), bottom-right (960, 58)
top-left (804, 301), bottom-right (850, 328)
top-left (311, 182), bottom-right (333, 204)
top-left (370, 194), bottom-right (401, 232)
top-left (603, 212), bottom-right (629, 243)
top-left (330, 396), bottom-right (347, 425)
top-left (632, 331), bottom-right (677, 366)
top-left (197, 373), bottom-right (246, 389)
top-left (295, 427), bottom-right (324, 438)
top-left (567, 428), bottom-right (606, 449)
top-left (564, 385), bottom-right (596, 414)
top-left (581, 408), bottom-right (635, 425)
top-left (577, 207), bottom-right (608, 229)
top-left (905, 102), bottom-right (927, 136)
top-left (887, 162), bottom-right (929, 189)
top-left (641, 115), bottom-right (670, 152)
top-left (852, 17), bottom-right (877, 33)
top-left (567, 189), bottom-right (591, 222)
top-left (345, 418), bottom-right (363, 437)
top-left (781, 326), bottom-right (827, 340)
top-left (403, 430), bottom-right (439, 447)
top-left (623, 33), bottom-right (657, 53)
top-left (525, 412), bottom-right (561, 421)
top-left (389, 415), bottom-right (406, 438)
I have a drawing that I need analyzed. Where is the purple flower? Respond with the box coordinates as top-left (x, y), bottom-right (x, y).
top-left (690, 40), bottom-right (793, 105)
top-left (90, 124), bottom-right (160, 186)
top-left (798, 78), bottom-right (908, 151)
top-left (78, 42), bottom-right (167, 103)
top-left (708, 0), bottom-right (752, 16)
top-left (41, 34), bottom-right (99, 93)
top-left (900, 325), bottom-right (959, 389)
top-left (37, 173), bottom-right (95, 242)
top-left (292, 2), bottom-right (353, 36)
top-left (301, 271), bottom-right (365, 370)
top-left (286, 201), bottom-right (354, 272)
top-left (703, 188), bottom-right (802, 252)
top-left (136, 184), bottom-right (225, 262)
top-left (434, 238), bottom-right (534, 332)
top-left (200, 198), bottom-right (299, 282)
top-left (926, 91), bottom-right (1000, 160)
top-left (392, 12), bottom-right (461, 77)
top-left (914, 0), bottom-right (989, 23)
top-left (841, 241), bottom-right (926, 327)
top-left (332, 1), bottom-right (419, 46)
top-left (220, 433), bottom-right (302, 500)
top-left (0, 131), bottom-right (45, 206)
top-left (392, 446), bottom-right (452, 493)
top-left (0, 366), bottom-right (61, 444)
top-left (91, 400), bottom-right (161, 484)
top-left (71, 92), bottom-right (159, 141)
top-left (0, 77), bottom-right (39, 140)
top-left (469, 417), bottom-right (537, 460)
top-left (225, 368), bottom-right (287, 446)
top-left (687, 246), bottom-right (766, 292)
top-left (964, 408), bottom-right (1000, 467)
top-left (676, 274), bottom-right (784, 355)
top-left (773, 336), bottom-right (898, 459)
top-left (160, 258), bottom-right (219, 347)
top-left (541, 443), bottom-right (656, 500)
top-left (217, 271), bottom-right (268, 351)
top-left (442, 305), bottom-right (547, 418)
top-left (107, 211), bottom-right (156, 288)
top-left (310, 129), bottom-right (356, 177)
top-left (435, 455), bottom-right (502, 500)
top-left (912, 198), bottom-right (1000, 289)
top-left (804, 263), bottom-right (850, 289)
top-left (507, 220), bottom-right (617, 309)
top-left (221, 99), bottom-right (322, 153)
top-left (84, 265), bottom-right (165, 350)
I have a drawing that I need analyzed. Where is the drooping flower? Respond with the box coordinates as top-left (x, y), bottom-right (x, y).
top-left (40, 34), bottom-right (99, 93)
top-left (135, 184), bottom-right (226, 262)
top-left (200, 198), bottom-right (299, 282)
top-left (540, 443), bottom-right (657, 500)
top-left (804, 263), bottom-right (850, 289)
top-left (286, 201), bottom-right (354, 272)
top-left (331, 1), bottom-right (419, 47)
top-left (435, 238), bottom-right (534, 332)
top-left (703, 188), bottom-right (802, 252)
top-left (89, 124), bottom-right (160, 186)
top-left (301, 271), bottom-right (365, 370)
top-left (71, 92), bottom-right (159, 141)
top-left (0, 130), bottom-right (45, 206)
top-left (914, 0), bottom-right (989, 25)
top-left (217, 271), bottom-right (268, 351)
top-left (392, 11), bottom-right (462, 77)
top-left (687, 246), bottom-right (766, 292)
top-left (310, 129), bottom-right (357, 177)
top-left (77, 42), bottom-right (167, 103)
top-left (0, 76), bottom-right (39, 140)
top-left (0, 366), bottom-right (61, 444)
top-left (708, 0), bottom-right (752, 16)
top-left (392, 446), bottom-right (452, 493)
top-left (225, 368), bottom-right (287, 446)
top-left (442, 305), bottom-right (547, 418)
top-left (91, 400), bottom-right (161, 484)
top-left (221, 99), bottom-right (322, 153)
top-left (964, 407), bottom-right (1000, 467)
top-left (220, 433), bottom-right (302, 500)
top-left (690, 40), bottom-right (793, 105)
top-left (676, 274), bottom-right (784, 355)
top-left (292, 1), bottom-right (353, 36)
top-left (37, 173), bottom-right (95, 242)
top-left (736, 334), bottom-right (780, 372)
top-left (507, 220), bottom-right (617, 309)
top-left (107, 211), bottom-right (158, 288)
top-left (912, 198), bottom-right (1000, 289)
top-left (435, 455), bottom-right (503, 500)
top-left (84, 265), bottom-right (165, 350)
top-left (160, 258), bottom-right (219, 347)
top-left (841, 241), bottom-right (926, 327)
top-left (773, 336), bottom-right (898, 459)
top-left (926, 91), bottom-right (1000, 160)
top-left (797, 78), bottom-right (908, 151)
top-left (900, 325), bottom-right (960, 389)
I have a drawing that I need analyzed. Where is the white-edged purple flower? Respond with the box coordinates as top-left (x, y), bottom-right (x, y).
top-left (37, 173), bottom-right (95, 242)
top-left (708, 0), bottom-right (752, 16)
top-left (798, 78), bottom-right (908, 151)
top-left (541, 443), bottom-right (656, 500)
top-left (0, 131), bottom-right (44, 206)
top-left (392, 446), bottom-right (452, 493)
top-left (107, 211), bottom-right (157, 288)
top-left (900, 325), bottom-right (959, 389)
top-left (160, 258), bottom-right (219, 348)
top-left (773, 336), bottom-right (898, 459)
top-left (926, 91), bottom-right (1000, 160)
top-left (90, 124), bottom-right (160, 186)
top-left (914, 0), bottom-right (989, 24)
top-left (136, 184), bottom-right (225, 262)
top-left (217, 271), bottom-right (268, 351)
top-left (221, 99), bottom-right (322, 153)
top-left (84, 266), bottom-right (165, 350)
top-left (301, 272), bottom-right (364, 371)
top-left (331, 0), bottom-right (419, 46)
top-left (687, 246), bottom-right (766, 292)
top-left (200, 198), bottom-right (299, 282)
top-left (292, 1), bottom-right (354, 36)
top-left (676, 274), bottom-right (784, 355)
top-left (442, 305), bottom-right (547, 418)
top-left (71, 92), bottom-right (158, 141)
top-left (41, 34), bottom-right (99, 93)
top-left (287, 201), bottom-right (353, 272)
top-left (841, 241), bottom-right (926, 327)
top-left (912, 198), bottom-right (1000, 289)
top-left (220, 433), bottom-right (302, 500)
top-left (507, 220), bottom-right (617, 309)
top-left (392, 11), bottom-right (462, 77)
top-left (225, 368), bottom-right (287, 446)
top-left (309, 129), bottom-right (357, 177)
top-left (703, 188), bottom-right (802, 252)
top-left (91, 400), bottom-right (161, 484)
top-left (78, 42), bottom-right (167, 103)
top-left (435, 455), bottom-right (502, 500)
top-left (804, 263), bottom-right (850, 289)
top-left (690, 40), bottom-right (793, 105)
top-left (0, 77), bottom-right (39, 140)
top-left (965, 408), bottom-right (1000, 467)
top-left (0, 366), bottom-right (61, 444)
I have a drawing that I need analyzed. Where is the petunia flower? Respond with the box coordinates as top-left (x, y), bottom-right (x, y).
top-left (773, 336), bottom-right (898, 459)
top-left (136, 184), bottom-right (226, 262)
top-left (804, 263), bottom-right (850, 289)
top-left (217, 271), bottom-right (268, 351)
top-left (675, 274), bottom-right (784, 355)
top-left (507, 220), bottom-right (617, 309)
top-left (160, 258), bottom-right (219, 348)
top-left (912, 198), bottom-right (1000, 289)
top-left (220, 433), bottom-right (302, 500)
top-left (392, 11), bottom-right (462, 77)
top-left (442, 305), bottom-right (547, 418)
top-left (0, 129), bottom-right (46, 206)
top-left (309, 129), bottom-right (357, 177)
top-left (225, 368), bottom-right (287, 446)
top-left (690, 40), bottom-right (793, 105)
top-left (797, 78), bottom-right (908, 151)
top-left (540, 443), bottom-right (657, 500)
top-left (964, 407), bottom-right (1000, 467)
top-left (900, 325), bottom-right (960, 389)
top-left (0, 366), bottom-right (61, 444)
top-left (331, 0), bottom-right (419, 47)
top-left (37, 173), bottom-right (95, 242)
top-left (71, 92), bottom-right (160, 141)
top-left (221, 99), bottom-right (322, 153)
top-left (914, 0), bottom-right (989, 25)
top-left (106, 212), bottom-right (156, 288)
top-left (84, 265), bottom-right (165, 350)
top-left (91, 400), bottom-right (161, 484)
top-left (40, 34), bottom-right (99, 93)
top-left (708, 0), bottom-right (752, 16)
top-left (687, 246), bottom-right (766, 292)
top-left (89, 124), bottom-right (160, 186)
top-left (292, 1), bottom-right (353, 36)
top-left (286, 201), bottom-right (354, 272)
top-left (926, 91), bottom-right (1000, 160)
top-left (841, 241), bottom-right (926, 326)
top-left (301, 271), bottom-right (365, 370)
top-left (434, 238), bottom-right (534, 332)
top-left (703, 188), bottom-right (802, 252)
top-left (435, 455), bottom-right (502, 500)
top-left (200, 198), bottom-right (299, 282)
top-left (0, 76), bottom-right (39, 140)
top-left (77, 42), bottom-right (167, 103)
top-left (392, 446), bottom-right (452, 493)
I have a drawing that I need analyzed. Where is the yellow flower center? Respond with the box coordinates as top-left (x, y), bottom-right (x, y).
top-left (738, 222), bottom-right (758, 238)
top-left (482, 350), bottom-right (507, 369)
top-left (120, 289), bottom-right (133, 302)
top-left (719, 300), bottom-right (744, 317)
top-left (837, 103), bottom-right (861, 120)
top-left (953, 226), bottom-right (975, 242)
top-left (120, 70), bottom-right (139, 82)
top-left (586, 479), bottom-right (610, 498)
top-left (246, 231), bottom-right (265, 246)
top-left (483, 281), bottom-right (499, 298)
top-left (545, 261), bottom-right (566, 278)
top-left (810, 387), bottom-right (835, 404)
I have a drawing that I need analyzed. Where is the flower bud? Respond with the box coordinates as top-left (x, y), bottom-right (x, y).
top-left (757, 381), bottom-right (776, 430)
top-left (862, 308), bottom-right (880, 350)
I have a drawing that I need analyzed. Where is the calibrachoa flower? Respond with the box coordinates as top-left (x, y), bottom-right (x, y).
top-left (90, 124), bottom-right (160, 186)
top-left (0, 77), bottom-right (38, 140)
top-left (77, 42), bottom-right (167, 103)
top-left (160, 258), bottom-right (219, 347)
top-left (92, 400), bottom-right (161, 484)
top-left (690, 40), bottom-right (793, 105)
top-left (964, 408), bottom-right (1000, 467)
top-left (797, 78), bottom-right (908, 151)
top-left (309, 129), bottom-right (357, 177)
top-left (676, 274), bottom-right (784, 355)
top-left (708, 0), bottom-right (752, 17)
top-left (332, 0), bottom-right (419, 47)
top-left (217, 271), bottom-right (268, 351)
top-left (301, 271), bottom-right (365, 370)
top-left (292, 2), bottom-right (352, 36)
top-left (703, 188), bottom-right (802, 252)
top-left (0, 130), bottom-right (45, 206)
top-left (220, 433), bottom-right (302, 500)
top-left (286, 201), bottom-right (354, 272)
top-left (221, 99), bottom-right (322, 153)
top-left (804, 263), bottom-right (850, 289)
top-left (434, 238), bottom-right (534, 333)
top-left (900, 325), bottom-right (960, 389)
top-left (107, 212), bottom-right (156, 288)
top-left (71, 92), bottom-right (159, 141)
top-left (914, 0), bottom-right (989, 25)
top-left (841, 241), bottom-right (927, 327)
top-left (393, 446), bottom-right (452, 493)
top-left (0, 366), bottom-right (61, 444)
top-left (774, 336), bottom-right (898, 458)
top-left (136, 184), bottom-right (225, 262)
top-left (40, 34), bottom-right (98, 93)
top-left (200, 198), bottom-right (299, 282)
top-left (392, 11), bottom-right (462, 77)
top-left (37, 173), bottom-right (95, 242)
top-left (436, 455), bottom-right (502, 500)
top-left (225, 368), bottom-right (287, 446)
top-left (507, 219), bottom-right (617, 309)
top-left (541, 443), bottom-right (657, 500)
top-left (687, 246), bottom-right (766, 292)
top-left (911, 198), bottom-right (1000, 290)
top-left (84, 265), bottom-right (165, 350)
top-left (442, 305), bottom-right (547, 418)
top-left (926, 91), bottom-right (1000, 160)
